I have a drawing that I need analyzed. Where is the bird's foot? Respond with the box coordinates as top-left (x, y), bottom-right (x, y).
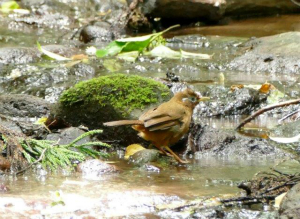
top-left (177, 159), bottom-right (190, 164)
top-left (163, 146), bottom-right (190, 164)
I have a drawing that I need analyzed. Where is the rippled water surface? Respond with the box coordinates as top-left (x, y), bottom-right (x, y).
top-left (0, 157), bottom-right (283, 217)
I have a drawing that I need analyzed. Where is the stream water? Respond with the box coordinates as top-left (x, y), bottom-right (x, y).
top-left (0, 157), bottom-right (281, 217)
top-left (1, 14), bottom-right (300, 217)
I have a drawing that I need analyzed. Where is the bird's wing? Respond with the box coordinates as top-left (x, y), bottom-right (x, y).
top-left (148, 120), bottom-right (178, 131)
top-left (140, 102), bottom-right (185, 131)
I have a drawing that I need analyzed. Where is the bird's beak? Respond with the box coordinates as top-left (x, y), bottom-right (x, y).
top-left (195, 92), bottom-right (209, 102)
top-left (198, 96), bottom-right (210, 102)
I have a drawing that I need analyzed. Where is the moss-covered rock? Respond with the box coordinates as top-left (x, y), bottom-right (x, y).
top-left (50, 74), bottom-right (172, 144)
top-left (60, 74), bottom-right (170, 116)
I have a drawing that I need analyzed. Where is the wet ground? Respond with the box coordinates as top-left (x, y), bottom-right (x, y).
top-left (1, 13), bottom-right (300, 217)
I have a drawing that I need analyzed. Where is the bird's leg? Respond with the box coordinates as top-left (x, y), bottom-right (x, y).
top-left (154, 145), bottom-right (169, 155)
top-left (164, 146), bottom-right (190, 164)
top-left (151, 144), bottom-right (174, 157)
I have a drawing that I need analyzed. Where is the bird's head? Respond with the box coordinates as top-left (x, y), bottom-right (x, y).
top-left (176, 88), bottom-right (209, 109)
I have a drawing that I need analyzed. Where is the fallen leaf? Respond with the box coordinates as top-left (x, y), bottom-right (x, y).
top-left (0, 1), bottom-right (19, 13)
top-left (34, 117), bottom-right (48, 125)
top-left (117, 51), bottom-right (139, 62)
top-left (71, 54), bottom-right (88, 60)
top-left (180, 49), bottom-right (212, 59)
top-left (96, 25), bottom-right (180, 58)
top-left (147, 45), bottom-right (181, 59)
top-left (219, 73), bottom-right (225, 84)
top-left (259, 82), bottom-right (275, 94)
top-left (274, 192), bottom-right (287, 208)
top-left (124, 144), bottom-right (145, 160)
top-left (269, 133), bottom-right (300, 143)
top-left (37, 42), bottom-right (71, 61)
top-left (230, 84), bottom-right (244, 91)
top-left (147, 45), bottom-right (212, 59)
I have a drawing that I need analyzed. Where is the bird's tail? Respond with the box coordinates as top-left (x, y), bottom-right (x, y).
top-left (103, 120), bottom-right (143, 126)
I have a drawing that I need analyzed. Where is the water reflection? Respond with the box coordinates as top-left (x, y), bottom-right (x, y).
top-left (168, 15), bottom-right (300, 38)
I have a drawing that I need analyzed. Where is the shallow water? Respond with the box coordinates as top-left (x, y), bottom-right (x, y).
top-left (0, 157), bottom-right (281, 217)
top-left (169, 14), bottom-right (300, 38)
top-left (1, 14), bottom-right (300, 217)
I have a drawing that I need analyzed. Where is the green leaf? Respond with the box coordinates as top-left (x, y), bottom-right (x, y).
top-left (116, 34), bottom-right (154, 42)
top-left (267, 89), bottom-right (285, 105)
top-left (34, 117), bottom-right (48, 125)
top-left (95, 24), bottom-right (180, 58)
top-left (121, 40), bottom-right (153, 53)
top-left (37, 42), bottom-right (71, 61)
top-left (116, 25), bottom-right (180, 43)
top-left (0, 1), bottom-right (19, 13)
top-left (96, 41), bottom-right (127, 58)
top-left (117, 51), bottom-right (139, 62)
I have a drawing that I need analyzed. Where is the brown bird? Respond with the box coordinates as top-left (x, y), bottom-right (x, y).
top-left (104, 88), bottom-right (209, 163)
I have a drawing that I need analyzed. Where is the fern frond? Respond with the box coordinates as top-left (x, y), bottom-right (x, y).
top-left (67, 130), bottom-right (103, 147)
top-left (19, 129), bottom-right (110, 171)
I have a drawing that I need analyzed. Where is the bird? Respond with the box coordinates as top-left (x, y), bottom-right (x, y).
top-left (103, 88), bottom-right (209, 163)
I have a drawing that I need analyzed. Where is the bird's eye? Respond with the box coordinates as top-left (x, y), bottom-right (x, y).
top-left (189, 96), bottom-right (197, 102)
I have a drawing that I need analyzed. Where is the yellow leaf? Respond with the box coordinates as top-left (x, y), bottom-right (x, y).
top-left (274, 192), bottom-right (287, 208)
top-left (34, 117), bottom-right (48, 125)
top-left (124, 144), bottom-right (145, 160)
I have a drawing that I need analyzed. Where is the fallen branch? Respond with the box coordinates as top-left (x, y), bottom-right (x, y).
top-left (236, 98), bottom-right (300, 130)
top-left (291, 0), bottom-right (300, 7)
top-left (260, 181), bottom-right (298, 195)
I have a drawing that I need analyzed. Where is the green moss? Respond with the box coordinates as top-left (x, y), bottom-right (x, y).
top-left (60, 74), bottom-right (170, 115)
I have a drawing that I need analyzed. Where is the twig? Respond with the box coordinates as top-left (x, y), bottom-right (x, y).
top-left (221, 195), bottom-right (276, 204)
top-left (236, 98), bottom-right (300, 130)
top-left (270, 168), bottom-right (291, 177)
top-left (279, 109), bottom-right (300, 122)
top-left (260, 181), bottom-right (296, 195)
top-left (15, 148), bottom-right (47, 176)
top-left (291, 0), bottom-right (300, 7)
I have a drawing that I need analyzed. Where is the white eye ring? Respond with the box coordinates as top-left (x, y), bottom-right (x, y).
top-left (182, 97), bottom-right (197, 102)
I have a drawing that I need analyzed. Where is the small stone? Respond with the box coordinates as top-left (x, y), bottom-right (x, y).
top-left (0, 184), bottom-right (9, 193)
top-left (129, 149), bottom-right (159, 166)
top-left (77, 159), bottom-right (119, 177)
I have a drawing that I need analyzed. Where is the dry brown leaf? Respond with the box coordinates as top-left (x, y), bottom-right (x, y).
top-left (259, 82), bottom-right (276, 94)
top-left (71, 54), bottom-right (89, 60)
top-left (230, 84), bottom-right (244, 91)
